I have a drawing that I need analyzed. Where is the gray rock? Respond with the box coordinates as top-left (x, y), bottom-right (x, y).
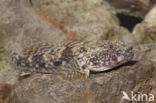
top-left (133, 6), bottom-right (156, 43)
top-left (107, 0), bottom-right (152, 18)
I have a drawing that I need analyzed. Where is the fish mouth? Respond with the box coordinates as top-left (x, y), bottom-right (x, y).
top-left (89, 61), bottom-right (127, 72)
top-left (89, 66), bottom-right (112, 72)
top-left (116, 55), bottom-right (128, 65)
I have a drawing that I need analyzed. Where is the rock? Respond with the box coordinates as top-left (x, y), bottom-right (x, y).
top-left (107, 0), bottom-right (152, 18)
top-left (132, 43), bottom-right (156, 62)
top-left (0, 84), bottom-right (19, 103)
top-left (117, 27), bottom-right (136, 45)
top-left (29, 0), bottom-right (135, 43)
top-left (0, 0), bottom-right (67, 52)
top-left (132, 6), bottom-right (156, 43)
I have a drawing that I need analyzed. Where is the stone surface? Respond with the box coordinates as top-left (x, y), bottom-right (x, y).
top-left (29, 0), bottom-right (135, 43)
top-left (0, 84), bottom-right (19, 103)
top-left (107, 0), bottom-right (152, 18)
top-left (133, 6), bottom-right (156, 43)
